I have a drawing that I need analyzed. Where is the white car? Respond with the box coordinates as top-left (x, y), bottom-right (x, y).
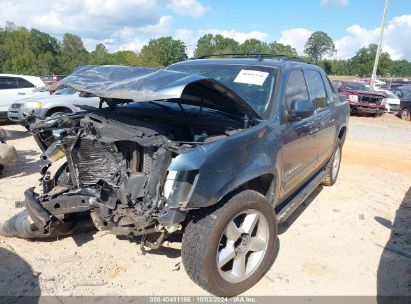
top-left (0, 74), bottom-right (46, 121)
top-left (7, 87), bottom-right (101, 124)
top-left (376, 89), bottom-right (401, 113)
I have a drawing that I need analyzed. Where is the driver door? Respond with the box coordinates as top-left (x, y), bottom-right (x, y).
top-left (281, 69), bottom-right (319, 197)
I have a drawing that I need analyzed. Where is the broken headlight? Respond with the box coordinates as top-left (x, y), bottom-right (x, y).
top-left (163, 170), bottom-right (198, 207)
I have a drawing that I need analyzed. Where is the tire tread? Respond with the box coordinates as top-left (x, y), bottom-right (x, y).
top-left (182, 190), bottom-right (275, 296)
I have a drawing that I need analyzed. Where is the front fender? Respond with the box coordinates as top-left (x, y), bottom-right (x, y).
top-left (169, 120), bottom-right (282, 209)
top-left (214, 166), bottom-right (276, 203)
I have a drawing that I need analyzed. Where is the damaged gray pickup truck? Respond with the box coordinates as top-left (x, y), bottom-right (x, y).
top-left (1, 56), bottom-right (349, 296)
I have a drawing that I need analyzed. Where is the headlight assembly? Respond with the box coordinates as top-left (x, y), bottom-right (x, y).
top-left (348, 95), bottom-right (359, 102)
top-left (163, 170), bottom-right (199, 207)
top-left (24, 101), bottom-right (42, 109)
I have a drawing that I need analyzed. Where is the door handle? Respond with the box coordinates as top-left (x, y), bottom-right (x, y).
top-left (309, 128), bottom-right (319, 135)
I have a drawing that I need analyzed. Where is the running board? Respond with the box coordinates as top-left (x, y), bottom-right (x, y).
top-left (276, 171), bottom-right (325, 224)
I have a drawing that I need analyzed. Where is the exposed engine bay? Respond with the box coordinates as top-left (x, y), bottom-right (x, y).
top-left (30, 102), bottom-right (245, 242)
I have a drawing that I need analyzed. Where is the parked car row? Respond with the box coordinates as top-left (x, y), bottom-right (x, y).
top-left (332, 80), bottom-right (386, 116)
top-left (332, 79), bottom-right (410, 121)
top-left (0, 73), bottom-right (98, 125)
top-left (7, 87), bottom-right (100, 124)
top-left (0, 74), bottom-right (46, 121)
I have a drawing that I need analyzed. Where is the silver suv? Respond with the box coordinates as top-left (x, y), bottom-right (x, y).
top-left (7, 87), bottom-right (100, 124)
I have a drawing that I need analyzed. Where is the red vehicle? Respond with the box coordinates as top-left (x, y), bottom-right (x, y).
top-left (332, 80), bottom-right (385, 116)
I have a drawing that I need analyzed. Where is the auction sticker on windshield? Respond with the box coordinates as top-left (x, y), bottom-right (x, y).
top-left (234, 69), bottom-right (269, 86)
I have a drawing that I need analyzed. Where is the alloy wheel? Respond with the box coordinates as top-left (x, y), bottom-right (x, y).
top-left (216, 210), bottom-right (269, 283)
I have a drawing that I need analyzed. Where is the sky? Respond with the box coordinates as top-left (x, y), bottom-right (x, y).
top-left (0, 0), bottom-right (410, 60)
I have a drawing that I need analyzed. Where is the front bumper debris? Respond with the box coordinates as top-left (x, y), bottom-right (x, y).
top-left (23, 187), bottom-right (53, 230)
top-left (0, 143), bottom-right (18, 167)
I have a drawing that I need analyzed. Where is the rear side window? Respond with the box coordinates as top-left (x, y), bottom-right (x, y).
top-left (17, 78), bottom-right (35, 88)
top-left (285, 69), bottom-right (309, 110)
top-left (0, 77), bottom-right (18, 90)
top-left (306, 70), bottom-right (328, 111)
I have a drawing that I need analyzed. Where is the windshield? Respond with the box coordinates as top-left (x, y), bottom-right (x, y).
top-left (53, 87), bottom-right (76, 95)
top-left (168, 64), bottom-right (276, 116)
top-left (346, 82), bottom-right (372, 92)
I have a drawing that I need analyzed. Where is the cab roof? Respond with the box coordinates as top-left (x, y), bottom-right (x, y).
top-left (169, 57), bottom-right (316, 71)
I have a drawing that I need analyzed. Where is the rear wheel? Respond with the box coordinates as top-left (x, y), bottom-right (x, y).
top-left (322, 139), bottom-right (342, 186)
top-left (400, 108), bottom-right (410, 121)
top-left (182, 190), bottom-right (277, 296)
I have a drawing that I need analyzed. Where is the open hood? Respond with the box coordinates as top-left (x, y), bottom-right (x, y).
top-left (48, 65), bottom-right (260, 119)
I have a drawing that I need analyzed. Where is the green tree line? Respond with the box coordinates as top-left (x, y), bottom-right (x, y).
top-left (1, 22), bottom-right (410, 77)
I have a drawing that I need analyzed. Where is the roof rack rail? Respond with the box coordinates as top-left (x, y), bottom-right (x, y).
top-left (192, 53), bottom-right (307, 63)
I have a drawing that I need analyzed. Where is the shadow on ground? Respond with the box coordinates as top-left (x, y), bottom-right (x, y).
top-left (6, 128), bottom-right (30, 141)
top-left (0, 247), bottom-right (40, 302)
top-left (377, 187), bottom-right (411, 303)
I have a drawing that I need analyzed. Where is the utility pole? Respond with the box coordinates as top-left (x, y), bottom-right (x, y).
top-left (371, 0), bottom-right (390, 88)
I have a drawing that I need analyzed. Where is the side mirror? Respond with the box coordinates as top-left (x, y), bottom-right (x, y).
top-left (288, 99), bottom-right (314, 121)
top-left (337, 87), bottom-right (342, 93)
top-left (395, 92), bottom-right (402, 98)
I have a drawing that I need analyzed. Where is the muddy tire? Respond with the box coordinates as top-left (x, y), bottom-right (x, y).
top-left (400, 108), bottom-right (410, 121)
top-left (322, 139), bottom-right (342, 186)
top-left (182, 190), bottom-right (277, 296)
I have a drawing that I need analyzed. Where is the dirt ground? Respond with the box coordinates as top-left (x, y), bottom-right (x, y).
top-left (0, 114), bottom-right (410, 297)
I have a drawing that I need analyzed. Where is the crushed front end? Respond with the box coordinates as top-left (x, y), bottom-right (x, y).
top-left (0, 65), bottom-right (261, 245)
top-left (12, 114), bottom-right (188, 242)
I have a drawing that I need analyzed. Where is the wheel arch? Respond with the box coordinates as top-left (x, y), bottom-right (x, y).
top-left (338, 126), bottom-right (347, 142)
top-left (44, 106), bottom-right (73, 117)
top-left (215, 171), bottom-right (279, 207)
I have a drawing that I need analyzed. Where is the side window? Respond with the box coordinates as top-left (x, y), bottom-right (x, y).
top-left (306, 70), bottom-right (328, 111)
top-left (17, 78), bottom-right (35, 88)
top-left (0, 77), bottom-right (18, 90)
top-left (285, 69), bottom-right (310, 111)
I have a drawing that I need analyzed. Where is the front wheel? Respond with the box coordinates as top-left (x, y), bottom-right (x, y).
top-left (182, 190), bottom-right (277, 296)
